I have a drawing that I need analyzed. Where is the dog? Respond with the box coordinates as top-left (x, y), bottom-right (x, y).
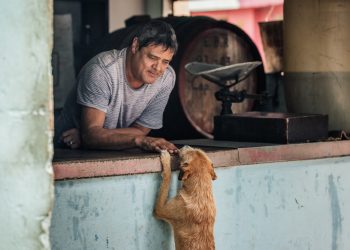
top-left (154, 146), bottom-right (217, 250)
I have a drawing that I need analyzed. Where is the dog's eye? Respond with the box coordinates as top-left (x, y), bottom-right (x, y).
top-left (180, 162), bottom-right (188, 168)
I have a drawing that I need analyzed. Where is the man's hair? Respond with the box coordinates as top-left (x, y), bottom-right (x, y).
top-left (133, 20), bottom-right (178, 54)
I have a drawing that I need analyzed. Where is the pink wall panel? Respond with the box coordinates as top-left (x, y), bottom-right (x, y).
top-left (191, 3), bottom-right (283, 71)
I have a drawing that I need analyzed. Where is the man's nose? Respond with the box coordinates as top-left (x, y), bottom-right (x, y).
top-left (153, 60), bottom-right (162, 72)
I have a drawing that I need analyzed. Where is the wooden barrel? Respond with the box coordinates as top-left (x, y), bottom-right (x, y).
top-left (90, 16), bottom-right (265, 139)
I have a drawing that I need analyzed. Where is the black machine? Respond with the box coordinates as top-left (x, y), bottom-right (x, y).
top-left (185, 62), bottom-right (328, 144)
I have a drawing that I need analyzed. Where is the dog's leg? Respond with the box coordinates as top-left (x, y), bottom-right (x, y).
top-left (154, 150), bottom-right (172, 219)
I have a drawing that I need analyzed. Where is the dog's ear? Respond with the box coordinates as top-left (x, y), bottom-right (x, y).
top-left (210, 164), bottom-right (217, 180)
top-left (180, 163), bottom-right (192, 181)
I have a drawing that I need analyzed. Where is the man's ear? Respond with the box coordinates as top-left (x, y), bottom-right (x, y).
top-left (131, 37), bottom-right (139, 54)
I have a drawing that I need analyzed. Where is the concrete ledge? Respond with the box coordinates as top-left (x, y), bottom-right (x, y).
top-left (238, 140), bottom-right (350, 164)
top-left (53, 140), bottom-right (350, 180)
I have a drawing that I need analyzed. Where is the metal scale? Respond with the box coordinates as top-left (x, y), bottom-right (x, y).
top-left (185, 61), bottom-right (328, 144)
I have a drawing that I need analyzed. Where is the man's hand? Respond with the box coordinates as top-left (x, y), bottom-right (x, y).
top-left (61, 128), bottom-right (81, 149)
top-left (79, 107), bottom-right (177, 152)
top-left (135, 136), bottom-right (178, 154)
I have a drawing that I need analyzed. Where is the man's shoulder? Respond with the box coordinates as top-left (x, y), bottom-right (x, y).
top-left (160, 65), bottom-right (176, 87)
top-left (92, 49), bottom-right (126, 69)
top-left (165, 65), bottom-right (175, 78)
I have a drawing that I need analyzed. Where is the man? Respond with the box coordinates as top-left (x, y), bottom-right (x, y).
top-left (54, 20), bottom-right (178, 153)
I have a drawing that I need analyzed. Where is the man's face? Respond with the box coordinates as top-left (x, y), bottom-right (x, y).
top-left (131, 39), bottom-right (174, 85)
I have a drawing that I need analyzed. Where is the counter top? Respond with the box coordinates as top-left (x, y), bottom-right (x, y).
top-left (52, 140), bottom-right (350, 180)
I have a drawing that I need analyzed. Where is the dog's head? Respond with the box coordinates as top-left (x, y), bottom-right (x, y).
top-left (178, 146), bottom-right (217, 181)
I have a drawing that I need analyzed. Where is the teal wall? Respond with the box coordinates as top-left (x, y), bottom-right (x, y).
top-left (51, 156), bottom-right (350, 250)
top-left (0, 0), bottom-right (54, 249)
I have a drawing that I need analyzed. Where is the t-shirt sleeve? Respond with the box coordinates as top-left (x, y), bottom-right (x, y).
top-left (76, 63), bottom-right (111, 113)
top-left (135, 69), bottom-right (176, 129)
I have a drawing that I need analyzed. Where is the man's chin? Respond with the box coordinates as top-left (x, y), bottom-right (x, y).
top-left (144, 72), bottom-right (160, 84)
top-left (144, 78), bottom-right (157, 84)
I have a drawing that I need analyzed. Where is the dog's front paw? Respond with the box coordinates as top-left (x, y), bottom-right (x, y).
top-left (160, 150), bottom-right (171, 177)
top-left (161, 150), bottom-right (171, 164)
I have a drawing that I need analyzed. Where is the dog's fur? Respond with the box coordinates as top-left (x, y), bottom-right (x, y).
top-left (154, 146), bottom-right (217, 250)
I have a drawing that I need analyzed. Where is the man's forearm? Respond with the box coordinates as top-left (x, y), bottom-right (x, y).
top-left (81, 127), bottom-right (146, 150)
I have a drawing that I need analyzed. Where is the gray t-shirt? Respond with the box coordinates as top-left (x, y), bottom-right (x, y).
top-left (54, 48), bottom-right (175, 145)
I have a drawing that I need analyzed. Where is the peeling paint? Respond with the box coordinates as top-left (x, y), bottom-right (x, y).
top-left (249, 204), bottom-right (255, 213)
top-left (131, 183), bottom-right (136, 203)
top-left (295, 198), bottom-right (304, 209)
top-left (225, 188), bottom-right (234, 195)
top-left (314, 173), bottom-right (319, 193)
top-left (264, 204), bottom-right (269, 217)
top-left (72, 216), bottom-right (80, 241)
top-left (51, 157), bottom-right (350, 249)
top-left (264, 171), bottom-right (274, 194)
top-left (39, 212), bottom-right (52, 249)
top-left (0, 0), bottom-right (54, 249)
top-left (235, 169), bottom-right (242, 204)
top-left (328, 175), bottom-right (342, 250)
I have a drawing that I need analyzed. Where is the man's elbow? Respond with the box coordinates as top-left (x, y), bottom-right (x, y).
top-left (131, 123), bottom-right (151, 135)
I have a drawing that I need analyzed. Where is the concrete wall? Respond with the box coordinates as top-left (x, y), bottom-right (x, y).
top-left (109, 0), bottom-right (165, 32)
top-left (109, 0), bottom-right (145, 32)
top-left (51, 156), bottom-right (350, 250)
top-left (284, 0), bottom-right (350, 131)
top-left (0, 0), bottom-right (54, 249)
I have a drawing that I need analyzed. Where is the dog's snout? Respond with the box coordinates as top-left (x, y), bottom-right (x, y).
top-left (180, 145), bottom-right (193, 153)
top-left (178, 170), bottom-right (184, 180)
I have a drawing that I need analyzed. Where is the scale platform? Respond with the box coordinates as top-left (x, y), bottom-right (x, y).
top-left (185, 61), bottom-right (262, 88)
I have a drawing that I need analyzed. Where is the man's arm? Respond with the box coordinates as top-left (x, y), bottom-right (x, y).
top-left (80, 106), bottom-right (178, 152)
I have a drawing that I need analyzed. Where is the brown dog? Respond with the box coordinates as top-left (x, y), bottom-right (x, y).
top-left (154, 146), bottom-right (217, 250)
